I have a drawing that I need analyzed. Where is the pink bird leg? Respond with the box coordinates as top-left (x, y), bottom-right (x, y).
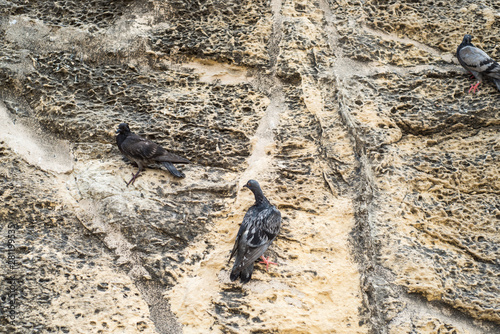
top-left (259, 256), bottom-right (278, 271)
top-left (468, 81), bottom-right (480, 93)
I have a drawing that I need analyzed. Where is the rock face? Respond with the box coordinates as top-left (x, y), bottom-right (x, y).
top-left (0, 1), bottom-right (499, 333)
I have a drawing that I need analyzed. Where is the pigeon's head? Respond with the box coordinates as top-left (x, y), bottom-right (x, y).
top-left (244, 179), bottom-right (266, 202)
top-left (116, 123), bottom-right (130, 134)
top-left (243, 179), bottom-right (261, 192)
top-left (462, 34), bottom-right (473, 45)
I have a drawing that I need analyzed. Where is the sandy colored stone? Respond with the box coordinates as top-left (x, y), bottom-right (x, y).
top-left (0, 0), bottom-right (499, 333)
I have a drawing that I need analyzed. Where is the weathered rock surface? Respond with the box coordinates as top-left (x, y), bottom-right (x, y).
top-left (0, 0), bottom-right (499, 333)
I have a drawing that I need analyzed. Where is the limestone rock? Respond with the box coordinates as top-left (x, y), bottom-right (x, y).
top-left (0, 1), bottom-right (499, 334)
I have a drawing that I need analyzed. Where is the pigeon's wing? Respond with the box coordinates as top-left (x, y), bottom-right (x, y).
top-left (230, 229), bottom-right (254, 281)
top-left (155, 152), bottom-right (190, 164)
top-left (124, 135), bottom-right (189, 163)
top-left (459, 46), bottom-right (500, 79)
top-left (485, 61), bottom-right (500, 79)
top-left (122, 136), bottom-right (162, 159)
top-left (228, 207), bottom-right (256, 263)
top-left (494, 79), bottom-right (500, 91)
top-left (247, 206), bottom-right (281, 248)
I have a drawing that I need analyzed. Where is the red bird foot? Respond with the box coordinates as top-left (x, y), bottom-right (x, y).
top-left (259, 256), bottom-right (278, 271)
top-left (468, 82), bottom-right (480, 93)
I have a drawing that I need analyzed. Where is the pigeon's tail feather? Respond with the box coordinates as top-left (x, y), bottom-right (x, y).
top-left (163, 162), bottom-right (185, 178)
top-left (239, 263), bottom-right (254, 284)
top-left (229, 263), bottom-right (240, 282)
top-left (229, 270), bottom-right (239, 282)
top-left (230, 263), bottom-right (254, 283)
top-left (493, 78), bottom-right (500, 91)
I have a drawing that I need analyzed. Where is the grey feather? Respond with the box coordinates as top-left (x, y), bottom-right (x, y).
top-left (494, 79), bottom-right (500, 91)
top-left (162, 161), bottom-right (186, 178)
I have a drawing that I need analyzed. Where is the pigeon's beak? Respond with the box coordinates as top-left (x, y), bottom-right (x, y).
top-left (243, 184), bottom-right (249, 189)
top-left (116, 128), bottom-right (120, 134)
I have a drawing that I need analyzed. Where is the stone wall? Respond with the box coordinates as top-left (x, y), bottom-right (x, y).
top-left (0, 1), bottom-right (499, 333)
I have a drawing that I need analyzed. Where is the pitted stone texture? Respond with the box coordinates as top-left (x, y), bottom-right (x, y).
top-left (337, 27), bottom-right (443, 66)
top-left (347, 72), bottom-right (500, 141)
top-left (162, 77), bottom-right (365, 333)
top-left (390, 316), bottom-right (471, 334)
top-left (0, 0), bottom-right (135, 31)
top-left (337, 13), bottom-right (500, 322)
top-left (375, 130), bottom-right (500, 323)
top-left (326, 0), bottom-right (450, 67)
top-left (1, 0), bottom-right (500, 333)
top-left (0, 143), bottom-right (156, 334)
top-left (363, 0), bottom-right (500, 54)
top-left (345, 70), bottom-right (500, 322)
top-left (150, 0), bottom-right (272, 67)
top-left (23, 52), bottom-right (268, 170)
top-left (276, 1), bottom-right (333, 82)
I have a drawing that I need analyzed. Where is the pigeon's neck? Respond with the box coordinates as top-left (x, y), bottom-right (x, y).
top-left (252, 188), bottom-right (269, 206)
top-left (116, 132), bottom-right (129, 148)
top-left (459, 40), bottom-right (473, 50)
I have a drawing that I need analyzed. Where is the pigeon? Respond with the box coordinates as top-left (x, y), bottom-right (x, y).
top-left (456, 34), bottom-right (500, 93)
top-left (116, 123), bottom-right (190, 186)
top-left (229, 180), bottom-right (282, 283)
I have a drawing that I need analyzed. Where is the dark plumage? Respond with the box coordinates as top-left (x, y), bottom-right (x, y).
top-left (116, 123), bottom-right (190, 186)
top-left (457, 34), bottom-right (500, 93)
top-left (229, 180), bottom-right (281, 283)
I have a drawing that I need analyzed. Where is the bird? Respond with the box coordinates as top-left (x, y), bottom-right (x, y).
top-left (115, 123), bottom-right (190, 186)
top-left (456, 34), bottom-right (500, 93)
top-left (228, 180), bottom-right (282, 283)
